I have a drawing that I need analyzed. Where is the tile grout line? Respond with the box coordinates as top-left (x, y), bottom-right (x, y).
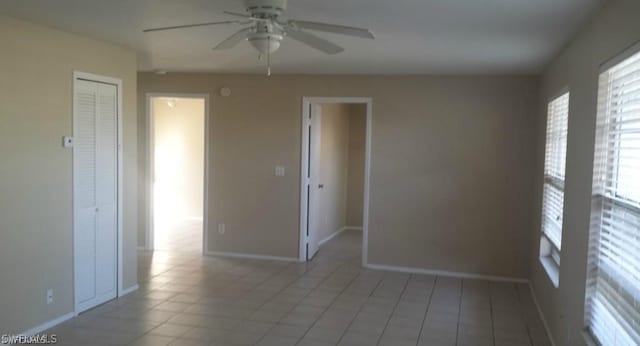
top-left (144, 234), bottom-right (359, 343)
top-left (239, 260), bottom-right (350, 343)
top-left (216, 235), bottom-right (361, 343)
top-left (294, 263), bottom-right (367, 345)
top-left (414, 275), bottom-right (438, 346)
top-left (250, 258), bottom-right (361, 344)
top-left (62, 253), bottom-right (207, 344)
top-left (141, 253), bottom-right (298, 343)
top-left (182, 257), bottom-right (294, 311)
top-left (138, 255), bottom-right (302, 341)
top-left (143, 254), bottom-right (243, 301)
top-left (375, 273), bottom-right (412, 346)
top-left (139, 252), bottom-right (318, 338)
top-left (488, 281), bottom-right (496, 346)
top-left (56, 233), bottom-right (552, 346)
top-left (333, 270), bottom-right (387, 345)
top-left (517, 283), bottom-right (537, 346)
top-left (455, 279), bottom-right (463, 346)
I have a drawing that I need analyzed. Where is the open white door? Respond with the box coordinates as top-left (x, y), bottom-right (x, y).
top-left (306, 104), bottom-right (322, 260)
top-left (74, 78), bottom-right (118, 313)
top-left (299, 97), bottom-right (372, 265)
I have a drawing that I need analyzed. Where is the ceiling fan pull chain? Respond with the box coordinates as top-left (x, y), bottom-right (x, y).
top-left (267, 36), bottom-right (272, 76)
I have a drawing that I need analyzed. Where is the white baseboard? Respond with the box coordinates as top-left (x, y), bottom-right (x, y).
top-left (206, 251), bottom-right (298, 262)
top-left (365, 263), bottom-right (529, 283)
top-left (529, 283), bottom-right (557, 346)
top-left (119, 284), bottom-right (139, 297)
top-left (319, 228), bottom-right (347, 246)
top-left (319, 226), bottom-right (364, 246)
top-left (19, 312), bottom-right (74, 336)
top-left (138, 241), bottom-right (154, 251)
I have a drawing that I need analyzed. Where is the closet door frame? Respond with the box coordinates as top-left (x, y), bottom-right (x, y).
top-left (72, 71), bottom-right (124, 315)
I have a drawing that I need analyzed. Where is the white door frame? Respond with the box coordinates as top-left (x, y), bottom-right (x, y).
top-left (299, 97), bottom-right (372, 266)
top-left (72, 71), bottom-right (124, 314)
top-left (145, 93), bottom-right (210, 255)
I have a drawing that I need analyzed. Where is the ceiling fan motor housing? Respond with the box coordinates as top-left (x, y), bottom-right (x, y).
top-left (244, 0), bottom-right (286, 54)
top-left (245, 0), bottom-right (287, 18)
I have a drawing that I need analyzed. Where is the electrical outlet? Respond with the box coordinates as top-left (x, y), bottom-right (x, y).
top-left (218, 223), bottom-right (225, 235)
top-left (46, 289), bottom-right (53, 304)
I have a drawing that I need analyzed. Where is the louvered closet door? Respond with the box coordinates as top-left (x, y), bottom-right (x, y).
top-left (74, 80), bottom-right (118, 313)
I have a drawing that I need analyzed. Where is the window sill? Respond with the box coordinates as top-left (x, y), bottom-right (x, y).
top-left (582, 330), bottom-right (600, 346)
top-left (540, 256), bottom-right (560, 288)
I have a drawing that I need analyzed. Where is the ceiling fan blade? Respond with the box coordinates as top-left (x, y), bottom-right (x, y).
top-left (223, 11), bottom-right (256, 19)
top-left (213, 27), bottom-right (253, 50)
top-left (288, 20), bottom-right (375, 39)
top-left (143, 20), bottom-right (242, 33)
top-left (285, 28), bottom-right (344, 55)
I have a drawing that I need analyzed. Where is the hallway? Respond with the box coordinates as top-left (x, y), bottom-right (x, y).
top-left (153, 219), bottom-right (202, 254)
top-left (47, 230), bottom-right (550, 345)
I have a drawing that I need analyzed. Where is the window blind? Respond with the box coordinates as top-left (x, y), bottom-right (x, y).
top-left (585, 49), bottom-right (640, 346)
top-left (542, 93), bottom-right (569, 251)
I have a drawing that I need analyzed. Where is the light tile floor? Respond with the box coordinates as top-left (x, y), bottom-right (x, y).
top-left (47, 230), bottom-right (551, 345)
top-left (153, 218), bottom-right (202, 254)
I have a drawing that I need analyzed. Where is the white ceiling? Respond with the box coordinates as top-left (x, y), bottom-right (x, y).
top-left (0, 0), bottom-right (604, 74)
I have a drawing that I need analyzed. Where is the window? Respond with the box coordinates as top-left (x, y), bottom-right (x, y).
top-left (585, 49), bottom-right (640, 345)
top-left (539, 92), bottom-right (569, 285)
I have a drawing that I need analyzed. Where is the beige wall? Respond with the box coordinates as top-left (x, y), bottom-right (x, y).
top-left (138, 73), bottom-right (538, 277)
top-left (0, 16), bottom-right (137, 333)
top-left (346, 105), bottom-right (367, 227)
top-left (317, 104), bottom-right (350, 242)
top-left (153, 98), bottom-right (204, 221)
top-left (530, 1), bottom-right (640, 345)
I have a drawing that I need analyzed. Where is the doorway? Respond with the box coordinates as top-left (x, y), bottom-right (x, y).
top-left (299, 97), bottom-right (372, 265)
top-left (146, 94), bottom-right (208, 254)
top-left (73, 72), bottom-right (123, 314)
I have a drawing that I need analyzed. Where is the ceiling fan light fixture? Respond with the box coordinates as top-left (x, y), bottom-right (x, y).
top-left (248, 33), bottom-right (283, 54)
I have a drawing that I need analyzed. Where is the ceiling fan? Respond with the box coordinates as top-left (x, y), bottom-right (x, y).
top-left (143, 0), bottom-right (375, 75)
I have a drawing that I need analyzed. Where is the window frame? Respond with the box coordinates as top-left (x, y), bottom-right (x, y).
top-left (539, 90), bottom-right (570, 287)
top-left (584, 43), bottom-right (640, 345)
